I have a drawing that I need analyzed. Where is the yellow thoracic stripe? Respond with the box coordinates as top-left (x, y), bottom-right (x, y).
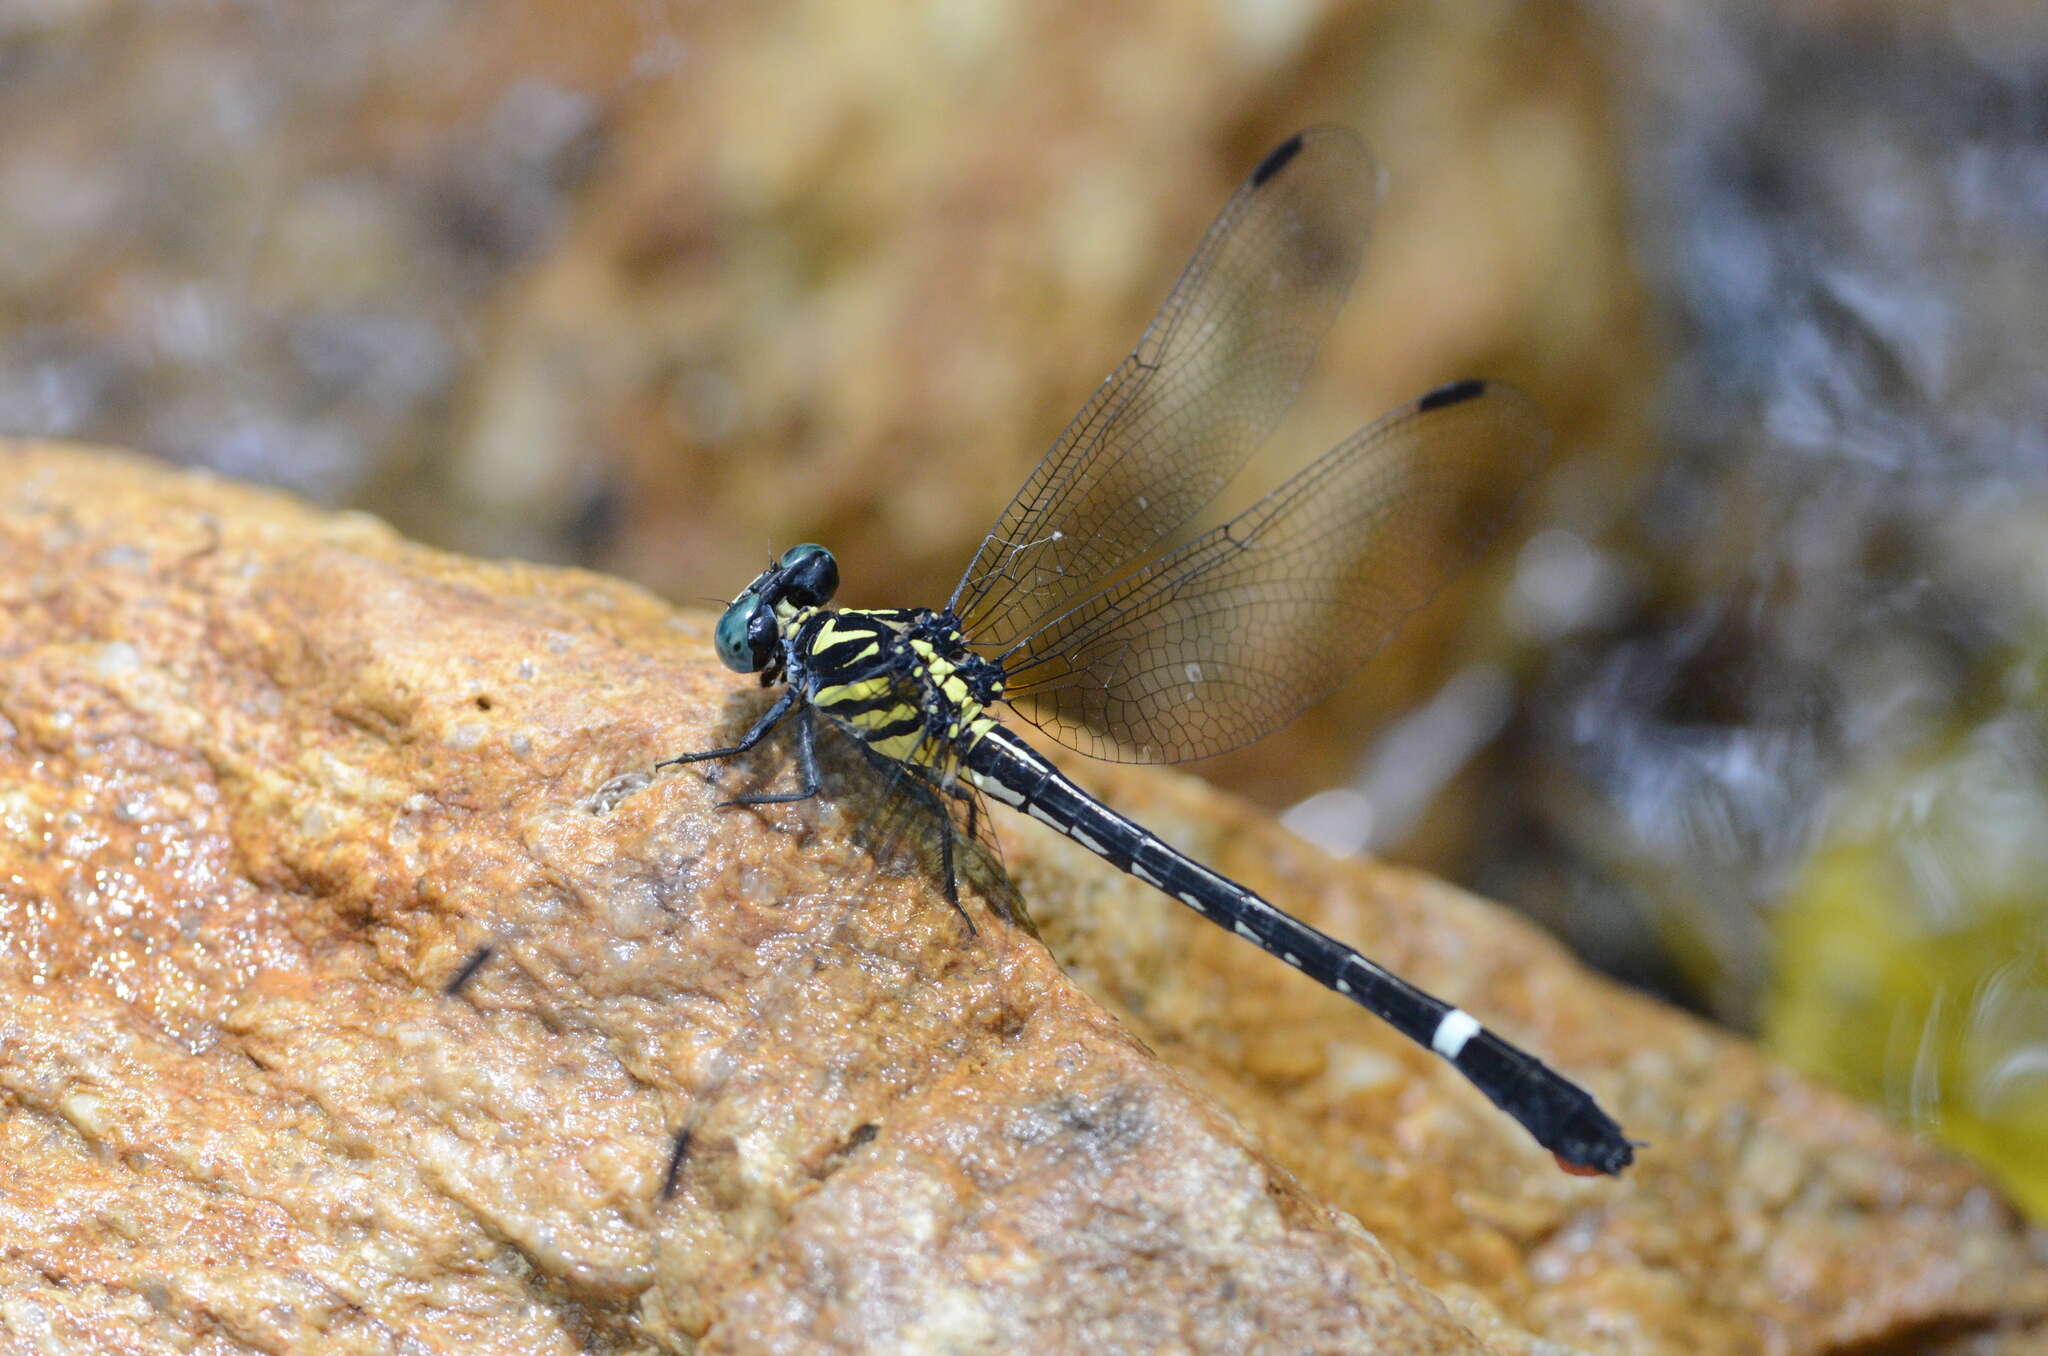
top-left (811, 617), bottom-right (882, 664)
top-left (870, 730), bottom-right (940, 765)
top-left (845, 703), bottom-right (921, 733)
top-left (813, 675), bottom-right (894, 709)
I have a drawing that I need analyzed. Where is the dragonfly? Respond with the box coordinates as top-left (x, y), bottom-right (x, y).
top-left (661, 128), bottom-right (1636, 1178)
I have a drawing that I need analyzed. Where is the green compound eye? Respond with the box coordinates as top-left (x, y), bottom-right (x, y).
top-left (776, 543), bottom-right (838, 606)
top-left (714, 595), bottom-right (776, 672)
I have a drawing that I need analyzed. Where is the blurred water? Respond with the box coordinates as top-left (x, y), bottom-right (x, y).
top-left (1496, 4), bottom-right (2048, 1211)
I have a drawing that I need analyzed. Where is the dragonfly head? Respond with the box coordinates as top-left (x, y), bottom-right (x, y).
top-left (714, 543), bottom-right (840, 673)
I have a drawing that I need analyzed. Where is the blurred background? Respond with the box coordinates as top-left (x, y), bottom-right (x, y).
top-left (3, 0), bottom-right (2043, 1214)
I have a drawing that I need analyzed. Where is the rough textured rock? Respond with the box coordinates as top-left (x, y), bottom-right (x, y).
top-left (3, 441), bottom-right (2046, 1353)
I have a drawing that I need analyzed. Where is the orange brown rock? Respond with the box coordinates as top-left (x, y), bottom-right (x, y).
top-left (2, 441), bottom-right (2044, 1353)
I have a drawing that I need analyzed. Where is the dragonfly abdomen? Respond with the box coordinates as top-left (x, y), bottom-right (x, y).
top-left (960, 721), bottom-right (1634, 1175)
top-left (962, 723), bottom-right (1410, 992)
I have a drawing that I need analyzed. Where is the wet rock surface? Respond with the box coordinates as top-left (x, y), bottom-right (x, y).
top-left (1, 441), bottom-right (2044, 1353)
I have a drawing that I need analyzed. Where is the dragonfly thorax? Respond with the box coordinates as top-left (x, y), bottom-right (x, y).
top-left (798, 608), bottom-right (1006, 769)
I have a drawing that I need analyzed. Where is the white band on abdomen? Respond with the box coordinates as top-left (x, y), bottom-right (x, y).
top-left (1431, 1009), bottom-right (1481, 1060)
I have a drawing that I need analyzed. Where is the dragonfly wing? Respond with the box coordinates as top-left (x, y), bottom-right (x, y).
top-left (948, 128), bottom-right (1380, 649)
top-left (997, 380), bottom-right (1548, 764)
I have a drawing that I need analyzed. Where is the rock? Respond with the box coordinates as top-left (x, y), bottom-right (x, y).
top-left (2, 440), bottom-right (2044, 1353)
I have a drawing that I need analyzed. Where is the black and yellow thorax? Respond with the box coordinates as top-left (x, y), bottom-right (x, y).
top-left (791, 606), bottom-right (1006, 770)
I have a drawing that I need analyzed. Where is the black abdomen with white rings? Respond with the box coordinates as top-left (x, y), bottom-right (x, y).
top-left (959, 723), bottom-right (1630, 1175)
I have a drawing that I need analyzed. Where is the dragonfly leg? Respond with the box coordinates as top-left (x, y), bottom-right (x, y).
top-left (934, 813), bottom-right (977, 935)
top-left (896, 767), bottom-right (976, 934)
top-left (715, 705), bottom-right (823, 808)
top-left (656, 688), bottom-right (798, 769)
top-left (943, 776), bottom-right (982, 842)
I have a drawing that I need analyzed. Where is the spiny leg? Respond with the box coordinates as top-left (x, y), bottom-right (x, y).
top-left (935, 775), bottom-right (1036, 937)
top-left (656, 688), bottom-right (798, 769)
top-left (860, 747), bottom-right (978, 935)
top-left (716, 705), bottom-right (822, 808)
top-left (942, 775), bottom-right (981, 842)
top-left (912, 772), bottom-right (973, 931)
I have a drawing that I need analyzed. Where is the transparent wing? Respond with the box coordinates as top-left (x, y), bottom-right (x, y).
top-left (997, 381), bottom-right (1548, 764)
top-left (947, 128), bottom-right (1381, 649)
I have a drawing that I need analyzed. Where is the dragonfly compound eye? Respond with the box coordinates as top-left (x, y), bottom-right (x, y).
top-left (775, 543), bottom-right (839, 607)
top-left (714, 595), bottom-right (778, 672)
